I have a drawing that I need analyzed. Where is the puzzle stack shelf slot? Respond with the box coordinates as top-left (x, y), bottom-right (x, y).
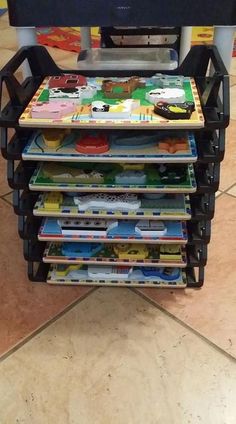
top-left (0, 44), bottom-right (229, 287)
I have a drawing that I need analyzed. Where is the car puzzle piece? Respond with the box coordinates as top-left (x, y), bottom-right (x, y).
top-left (141, 267), bottom-right (180, 280)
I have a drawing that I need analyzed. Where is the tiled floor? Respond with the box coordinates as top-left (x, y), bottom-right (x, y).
top-left (1, 13), bottom-right (236, 422)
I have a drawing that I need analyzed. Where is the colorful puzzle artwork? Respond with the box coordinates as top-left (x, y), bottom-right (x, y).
top-left (43, 242), bottom-right (187, 267)
top-left (22, 130), bottom-right (197, 163)
top-left (33, 192), bottom-right (192, 220)
top-left (29, 162), bottom-right (197, 193)
top-left (38, 217), bottom-right (187, 244)
top-left (19, 74), bottom-right (204, 129)
top-left (47, 264), bottom-right (187, 287)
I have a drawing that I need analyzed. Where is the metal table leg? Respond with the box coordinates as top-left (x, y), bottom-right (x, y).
top-left (16, 27), bottom-right (37, 78)
top-left (214, 26), bottom-right (235, 72)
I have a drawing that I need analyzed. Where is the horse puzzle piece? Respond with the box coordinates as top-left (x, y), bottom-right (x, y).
top-left (31, 101), bottom-right (77, 119)
top-left (61, 242), bottom-right (103, 257)
top-left (152, 74), bottom-right (184, 88)
top-left (88, 265), bottom-right (133, 279)
top-left (73, 193), bottom-right (141, 211)
top-left (146, 88), bottom-right (186, 105)
top-left (91, 99), bottom-right (140, 119)
top-left (48, 74), bottom-right (87, 89)
top-left (154, 101), bottom-right (195, 120)
top-left (75, 134), bottom-right (109, 154)
top-left (158, 137), bottom-right (188, 154)
top-left (102, 76), bottom-right (145, 99)
top-left (113, 244), bottom-right (149, 260)
top-left (42, 129), bottom-right (66, 148)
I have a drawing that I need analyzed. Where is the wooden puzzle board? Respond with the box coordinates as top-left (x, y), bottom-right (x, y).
top-left (43, 242), bottom-right (187, 267)
top-left (47, 265), bottom-right (187, 288)
top-left (19, 76), bottom-right (204, 130)
top-left (33, 193), bottom-right (192, 221)
top-left (22, 131), bottom-right (197, 163)
top-left (38, 218), bottom-right (188, 244)
top-left (29, 163), bottom-right (197, 194)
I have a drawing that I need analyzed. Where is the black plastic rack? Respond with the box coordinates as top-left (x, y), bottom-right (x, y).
top-left (0, 44), bottom-right (230, 287)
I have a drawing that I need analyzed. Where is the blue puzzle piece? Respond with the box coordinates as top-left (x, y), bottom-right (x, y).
top-left (61, 242), bottom-right (102, 257)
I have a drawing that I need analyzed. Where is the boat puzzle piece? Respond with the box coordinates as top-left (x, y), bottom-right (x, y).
top-left (31, 101), bottom-right (77, 119)
top-left (42, 129), bottom-right (66, 149)
top-left (48, 74), bottom-right (87, 89)
top-left (75, 133), bottom-right (109, 154)
top-left (152, 74), bottom-right (184, 88)
top-left (61, 242), bottom-right (103, 257)
top-left (91, 99), bottom-right (140, 119)
top-left (146, 88), bottom-right (186, 105)
top-left (102, 76), bottom-right (145, 99)
top-left (154, 101), bottom-right (195, 120)
top-left (73, 193), bottom-right (141, 211)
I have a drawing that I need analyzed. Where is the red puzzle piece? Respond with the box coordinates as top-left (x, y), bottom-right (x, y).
top-left (76, 134), bottom-right (109, 154)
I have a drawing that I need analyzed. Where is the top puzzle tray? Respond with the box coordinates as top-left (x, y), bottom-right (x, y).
top-left (19, 75), bottom-right (204, 130)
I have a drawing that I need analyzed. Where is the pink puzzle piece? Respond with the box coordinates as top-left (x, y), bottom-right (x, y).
top-left (31, 102), bottom-right (77, 119)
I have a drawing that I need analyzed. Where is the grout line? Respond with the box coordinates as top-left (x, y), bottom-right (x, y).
top-left (0, 287), bottom-right (98, 363)
top-left (0, 190), bottom-right (13, 199)
top-left (223, 191), bottom-right (236, 200)
top-left (0, 196), bottom-right (13, 207)
top-left (132, 288), bottom-right (236, 364)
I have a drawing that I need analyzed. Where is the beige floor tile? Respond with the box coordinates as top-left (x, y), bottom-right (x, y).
top-left (230, 75), bottom-right (236, 86)
top-left (0, 200), bottom-right (93, 357)
top-left (0, 12), bottom-right (11, 30)
top-left (0, 288), bottom-right (236, 424)
top-left (0, 156), bottom-right (10, 196)
top-left (230, 57), bottom-right (236, 76)
top-left (138, 194), bottom-right (236, 357)
top-left (230, 86), bottom-right (236, 120)
top-left (220, 120), bottom-right (236, 191)
top-left (215, 190), bottom-right (223, 198)
top-left (0, 26), bottom-right (17, 50)
top-left (0, 48), bottom-right (16, 69)
top-left (0, 191), bottom-right (13, 205)
top-left (226, 184), bottom-right (236, 197)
